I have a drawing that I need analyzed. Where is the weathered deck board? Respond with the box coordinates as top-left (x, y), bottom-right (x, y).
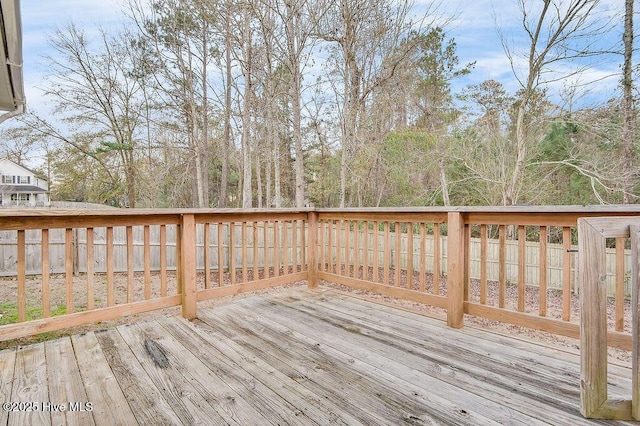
top-left (44, 338), bottom-right (94, 426)
top-left (0, 287), bottom-right (635, 425)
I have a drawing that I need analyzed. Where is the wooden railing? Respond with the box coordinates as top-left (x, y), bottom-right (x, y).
top-left (0, 209), bottom-right (310, 341)
top-left (313, 207), bottom-right (640, 351)
top-left (1, 205), bottom-right (640, 350)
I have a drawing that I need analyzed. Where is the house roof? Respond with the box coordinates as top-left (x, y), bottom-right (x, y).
top-left (0, 184), bottom-right (46, 193)
top-left (0, 158), bottom-right (47, 181)
top-left (0, 0), bottom-right (24, 120)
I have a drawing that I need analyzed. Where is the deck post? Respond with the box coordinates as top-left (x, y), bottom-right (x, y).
top-left (447, 211), bottom-right (465, 328)
top-left (180, 213), bottom-right (197, 319)
top-left (578, 218), bottom-right (608, 418)
top-left (631, 225), bottom-right (640, 420)
top-left (307, 211), bottom-right (319, 289)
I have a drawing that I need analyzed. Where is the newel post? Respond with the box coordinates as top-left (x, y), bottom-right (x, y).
top-left (447, 211), bottom-right (465, 328)
top-left (307, 211), bottom-right (319, 289)
top-left (180, 213), bottom-right (197, 319)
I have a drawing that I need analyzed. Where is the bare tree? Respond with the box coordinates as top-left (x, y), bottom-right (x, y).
top-left (128, 0), bottom-right (217, 207)
top-left (319, 0), bottom-right (439, 207)
top-left (501, 0), bottom-right (611, 205)
top-left (35, 24), bottom-right (150, 207)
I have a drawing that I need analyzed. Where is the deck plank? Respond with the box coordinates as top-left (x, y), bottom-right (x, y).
top-left (71, 332), bottom-right (137, 426)
top-left (135, 319), bottom-right (271, 426)
top-left (241, 290), bottom-right (622, 425)
top-left (9, 342), bottom-right (50, 426)
top-left (198, 308), bottom-right (434, 425)
top-left (162, 315), bottom-right (347, 425)
top-left (115, 322), bottom-right (233, 426)
top-left (224, 298), bottom-right (541, 425)
top-left (0, 347), bottom-right (16, 426)
top-left (327, 291), bottom-right (634, 380)
top-left (0, 287), bottom-right (635, 425)
top-left (157, 316), bottom-right (321, 425)
top-left (45, 337), bottom-right (94, 426)
top-left (93, 328), bottom-right (184, 426)
top-left (201, 303), bottom-right (512, 425)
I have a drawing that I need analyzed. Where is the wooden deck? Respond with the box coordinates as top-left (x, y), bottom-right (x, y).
top-left (0, 288), bottom-right (635, 426)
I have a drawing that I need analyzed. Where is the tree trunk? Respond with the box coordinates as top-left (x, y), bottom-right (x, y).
top-left (286, 1), bottom-right (305, 208)
top-left (219, 13), bottom-right (232, 208)
top-left (622, 0), bottom-right (635, 203)
top-left (241, 8), bottom-right (253, 208)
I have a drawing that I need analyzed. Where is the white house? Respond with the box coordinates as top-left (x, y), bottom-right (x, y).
top-left (0, 158), bottom-right (49, 207)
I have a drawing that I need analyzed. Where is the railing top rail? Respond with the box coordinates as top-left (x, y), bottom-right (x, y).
top-left (0, 207), bottom-right (315, 218)
top-left (316, 205), bottom-right (640, 214)
top-left (3, 204), bottom-right (640, 216)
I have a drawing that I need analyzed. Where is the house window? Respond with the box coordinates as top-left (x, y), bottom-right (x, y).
top-left (1, 175), bottom-right (13, 184)
top-left (18, 176), bottom-right (30, 184)
top-left (10, 194), bottom-right (30, 202)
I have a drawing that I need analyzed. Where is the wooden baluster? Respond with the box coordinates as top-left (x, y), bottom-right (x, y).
top-left (87, 227), bottom-right (95, 309)
top-left (344, 221), bottom-right (350, 277)
top-left (562, 226), bottom-right (572, 321)
top-left (498, 225), bottom-right (506, 309)
top-left (307, 212), bottom-right (318, 289)
top-left (434, 223), bottom-right (441, 295)
top-left (66, 228), bottom-right (74, 314)
top-left (242, 222), bottom-right (248, 282)
top-left (354, 220), bottom-right (360, 279)
top-left (17, 230), bottom-right (26, 322)
top-left (480, 224), bottom-right (487, 305)
top-left (292, 220), bottom-right (298, 273)
top-left (282, 221), bottom-right (288, 275)
top-left (176, 224), bottom-right (182, 295)
top-left (230, 222), bottom-right (236, 284)
top-left (253, 223), bottom-right (259, 280)
top-left (419, 223), bottom-right (426, 292)
top-left (384, 222), bottom-right (390, 285)
top-left (407, 223), bottom-right (413, 290)
top-left (218, 223), bottom-right (225, 285)
top-left (42, 229), bottom-right (50, 317)
top-left (126, 226), bottom-right (134, 303)
top-left (539, 226), bottom-right (547, 316)
top-left (107, 226), bottom-right (115, 304)
top-left (373, 221), bottom-right (379, 282)
top-left (615, 237), bottom-right (626, 332)
top-left (363, 221), bottom-right (369, 280)
top-left (204, 223), bottom-right (211, 289)
top-left (144, 225), bottom-right (151, 299)
top-left (336, 220), bottom-right (342, 275)
top-left (328, 220), bottom-right (333, 274)
top-left (263, 221), bottom-right (269, 278)
top-left (518, 225), bottom-right (526, 312)
top-left (274, 220), bottom-right (280, 277)
top-left (320, 220), bottom-right (326, 272)
top-left (395, 222), bottom-right (401, 287)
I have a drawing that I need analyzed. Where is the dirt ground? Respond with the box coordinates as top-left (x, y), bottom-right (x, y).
top-left (0, 269), bottom-right (633, 365)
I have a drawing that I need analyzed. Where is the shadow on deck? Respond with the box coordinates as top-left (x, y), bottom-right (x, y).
top-left (0, 287), bottom-right (634, 425)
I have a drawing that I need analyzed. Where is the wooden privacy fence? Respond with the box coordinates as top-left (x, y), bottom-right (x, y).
top-left (1, 206), bottom-right (640, 352)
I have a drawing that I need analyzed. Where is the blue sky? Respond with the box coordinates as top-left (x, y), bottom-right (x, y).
top-left (19, 0), bottom-right (627, 117)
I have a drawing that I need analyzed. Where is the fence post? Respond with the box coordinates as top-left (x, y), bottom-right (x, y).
top-left (307, 211), bottom-right (318, 289)
top-left (180, 213), bottom-right (197, 319)
top-left (447, 211), bottom-right (465, 328)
